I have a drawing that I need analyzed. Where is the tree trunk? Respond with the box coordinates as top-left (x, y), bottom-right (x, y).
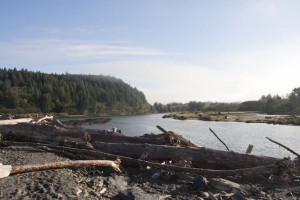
top-left (90, 141), bottom-right (279, 169)
top-left (47, 145), bottom-right (278, 177)
top-left (0, 141), bottom-right (279, 178)
top-left (0, 123), bottom-right (196, 147)
top-left (0, 123), bottom-right (160, 144)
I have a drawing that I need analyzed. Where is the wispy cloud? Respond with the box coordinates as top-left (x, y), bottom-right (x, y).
top-left (1, 36), bottom-right (299, 105)
top-left (58, 60), bottom-right (249, 103)
top-left (23, 27), bottom-right (110, 38)
top-left (0, 39), bottom-right (165, 65)
top-left (63, 38), bottom-right (300, 104)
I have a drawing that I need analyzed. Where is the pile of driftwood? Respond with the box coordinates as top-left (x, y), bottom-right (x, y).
top-left (0, 116), bottom-right (299, 181)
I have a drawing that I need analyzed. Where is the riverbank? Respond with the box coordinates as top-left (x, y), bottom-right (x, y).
top-left (1, 145), bottom-right (299, 199)
top-left (163, 112), bottom-right (300, 126)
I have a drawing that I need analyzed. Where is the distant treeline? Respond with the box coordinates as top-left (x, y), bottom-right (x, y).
top-left (239, 88), bottom-right (300, 114)
top-left (153, 102), bottom-right (240, 113)
top-left (0, 68), bottom-right (152, 115)
top-left (154, 87), bottom-right (300, 115)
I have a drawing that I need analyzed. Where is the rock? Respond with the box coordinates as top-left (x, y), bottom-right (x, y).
top-left (75, 187), bottom-right (82, 196)
top-left (266, 194), bottom-right (272, 200)
top-left (151, 171), bottom-right (161, 179)
top-left (117, 186), bottom-right (161, 200)
top-left (193, 176), bottom-right (209, 191)
top-left (209, 178), bottom-right (240, 192)
top-left (208, 191), bottom-right (218, 200)
top-left (99, 188), bottom-right (107, 194)
top-left (169, 174), bottom-right (179, 182)
top-left (258, 191), bottom-right (266, 197)
top-left (232, 190), bottom-right (247, 200)
top-left (286, 191), bottom-right (293, 197)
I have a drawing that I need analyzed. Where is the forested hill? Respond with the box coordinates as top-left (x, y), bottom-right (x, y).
top-left (0, 68), bottom-right (152, 115)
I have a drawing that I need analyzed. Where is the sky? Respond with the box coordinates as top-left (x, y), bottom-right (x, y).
top-left (1, 0), bottom-right (300, 104)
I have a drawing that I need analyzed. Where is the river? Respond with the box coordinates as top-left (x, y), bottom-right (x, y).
top-left (81, 114), bottom-right (300, 159)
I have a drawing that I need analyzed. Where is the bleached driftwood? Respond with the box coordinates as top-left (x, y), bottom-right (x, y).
top-left (0, 159), bottom-right (121, 178)
top-left (0, 118), bottom-right (33, 125)
top-left (35, 115), bottom-right (53, 124)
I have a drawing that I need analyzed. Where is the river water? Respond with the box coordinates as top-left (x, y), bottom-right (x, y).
top-left (81, 114), bottom-right (300, 159)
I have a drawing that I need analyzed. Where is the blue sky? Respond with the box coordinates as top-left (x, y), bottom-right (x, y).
top-left (1, 1), bottom-right (300, 103)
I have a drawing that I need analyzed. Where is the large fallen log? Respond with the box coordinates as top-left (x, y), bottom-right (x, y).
top-left (0, 141), bottom-right (281, 178)
top-left (0, 123), bottom-right (195, 147)
top-left (0, 126), bottom-right (279, 169)
top-left (90, 141), bottom-right (279, 169)
top-left (0, 123), bottom-right (295, 170)
top-left (61, 117), bottom-right (112, 126)
top-left (44, 145), bottom-right (279, 177)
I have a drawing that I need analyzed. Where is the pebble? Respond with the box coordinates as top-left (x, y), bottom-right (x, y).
top-left (99, 188), bottom-right (107, 194)
top-left (117, 186), bottom-right (161, 200)
top-left (75, 187), bottom-right (82, 196)
top-left (286, 191), bottom-right (293, 197)
top-left (200, 191), bottom-right (209, 198)
top-left (258, 191), bottom-right (266, 197)
top-left (151, 172), bottom-right (161, 179)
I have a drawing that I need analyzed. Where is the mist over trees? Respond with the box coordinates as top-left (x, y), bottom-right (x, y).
top-left (0, 68), bottom-right (152, 115)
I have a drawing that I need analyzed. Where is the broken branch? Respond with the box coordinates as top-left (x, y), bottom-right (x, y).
top-left (209, 128), bottom-right (230, 151)
top-left (0, 159), bottom-right (121, 178)
top-left (266, 137), bottom-right (300, 157)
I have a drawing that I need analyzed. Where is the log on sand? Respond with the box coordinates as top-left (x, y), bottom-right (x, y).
top-left (0, 141), bottom-right (280, 178)
top-left (90, 141), bottom-right (280, 169)
top-left (1, 122), bottom-right (298, 176)
top-left (0, 123), bottom-right (196, 147)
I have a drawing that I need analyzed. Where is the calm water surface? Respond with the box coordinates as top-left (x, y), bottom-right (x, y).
top-left (81, 114), bottom-right (300, 159)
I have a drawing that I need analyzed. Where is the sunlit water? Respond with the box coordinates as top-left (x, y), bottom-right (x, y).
top-left (79, 114), bottom-right (300, 159)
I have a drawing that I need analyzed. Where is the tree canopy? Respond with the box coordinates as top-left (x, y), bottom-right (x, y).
top-left (239, 89), bottom-right (300, 115)
top-left (0, 68), bottom-right (152, 115)
top-left (154, 88), bottom-right (300, 115)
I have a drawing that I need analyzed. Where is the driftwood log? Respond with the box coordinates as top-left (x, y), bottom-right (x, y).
top-left (90, 141), bottom-right (279, 169)
top-left (61, 117), bottom-right (112, 126)
top-left (0, 123), bottom-right (197, 147)
top-left (0, 118), bottom-right (33, 125)
top-left (0, 141), bottom-right (281, 178)
top-left (1, 120), bottom-right (299, 177)
top-left (0, 159), bottom-right (121, 178)
top-left (156, 125), bottom-right (198, 147)
top-left (0, 123), bottom-right (281, 169)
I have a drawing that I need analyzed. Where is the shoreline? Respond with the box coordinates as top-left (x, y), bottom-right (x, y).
top-left (162, 111), bottom-right (300, 126)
